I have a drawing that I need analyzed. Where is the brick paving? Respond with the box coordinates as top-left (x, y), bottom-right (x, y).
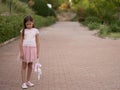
top-left (0, 22), bottom-right (120, 90)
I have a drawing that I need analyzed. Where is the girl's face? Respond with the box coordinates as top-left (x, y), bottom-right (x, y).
top-left (25, 21), bottom-right (34, 29)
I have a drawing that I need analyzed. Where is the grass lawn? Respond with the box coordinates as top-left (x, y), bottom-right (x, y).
top-left (108, 33), bottom-right (120, 39)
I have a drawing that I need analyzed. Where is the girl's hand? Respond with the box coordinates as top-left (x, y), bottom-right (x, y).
top-left (37, 54), bottom-right (39, 58)
top-left (20, 53), bottom-right (24, 59)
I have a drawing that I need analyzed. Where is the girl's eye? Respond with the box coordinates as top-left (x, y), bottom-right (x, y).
top-left (26, 24), bottom-right (31, 25)
top-left (26, 23), bottom-right (32, 25)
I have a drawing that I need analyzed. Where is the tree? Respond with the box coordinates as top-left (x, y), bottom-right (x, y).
top-left (45, 0), bottom-right (68, 9)
top-left (86, 0), bottom-right (118, 23)
top-left (111, 0), bottom-right (120, 20)
top-left (32, 0), bottom-right (56, 16)
top-left (72, 0), bottom-right (89, 9)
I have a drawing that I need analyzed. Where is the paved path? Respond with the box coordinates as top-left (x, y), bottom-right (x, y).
top-left (0, 22), bottom-right (120, 90)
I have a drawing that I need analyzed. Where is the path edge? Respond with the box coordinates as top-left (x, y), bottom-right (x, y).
top-left (0, 37), bottom-right (19, 47)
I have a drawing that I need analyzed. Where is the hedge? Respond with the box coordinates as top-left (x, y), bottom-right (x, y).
top-left (0, 14), bottom-right (56, 43)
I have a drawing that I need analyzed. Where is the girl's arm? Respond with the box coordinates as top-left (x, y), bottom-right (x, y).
top-left (19, 30), bottom-right (24, 59)
top-left (36, 33), bottom-right (40, 58)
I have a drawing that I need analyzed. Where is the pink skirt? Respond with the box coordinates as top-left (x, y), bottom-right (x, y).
top-left (21, 46), bottom-right (37, 63)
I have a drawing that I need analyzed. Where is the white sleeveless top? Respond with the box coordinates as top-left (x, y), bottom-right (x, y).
top-left (20, 28), bottom-right (39, 47)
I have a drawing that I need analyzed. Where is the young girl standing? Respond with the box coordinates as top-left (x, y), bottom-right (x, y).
top-left (19, 15), bottom-right (40, 89)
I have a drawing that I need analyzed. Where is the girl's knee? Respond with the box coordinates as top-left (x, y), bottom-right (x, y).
top-left (28, 62), bottom-right (33, 69)
top-left (22, 62), bottom-right (27, 69)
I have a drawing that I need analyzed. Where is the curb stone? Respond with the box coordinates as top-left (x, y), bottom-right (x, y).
top-left (0, 37), bottom-right (19, 47)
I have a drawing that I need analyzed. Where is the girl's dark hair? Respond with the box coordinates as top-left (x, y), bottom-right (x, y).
top-left (22, 15), bottom-right (35, 39)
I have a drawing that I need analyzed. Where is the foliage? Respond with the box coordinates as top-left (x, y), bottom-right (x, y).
top-left (45, 0), bottom-right (59, 9)
top-left (98, 25), bottom-right (111, 36)
top-left (85, 16), bottom-right (102, 23)
top-left (72, 0), bottom-right (89, 9)
top-left (33, 15), bottom-right (56, 28)
top-left (82, 7), bottom-right (97, 18)
top-left (0, 14), bottom-right (56, 43)
top-left (5, 0), bottom-right (34, 14)
top-left (73, 0), bottom-right (118, 21)
top-left (31, 0), bottom-right (56, 17)
top-left (59, 3), bottom-right (70, 11)
top-left (87, 22), bottom-right (100, 30)
top-left (110, 23), bottom-right (120, 32)
top-left (81, 16), bottom-right (102, 26)
top-left (0, 3), bottom-right (10, 13)
top-left (74, 0), bottom-right (120, 37)
top-left (0, 15), bottom-right (23, 43)
top-left (0, 0), bottom-right (57, 43)
top-left (92, 0), bottom-right (117, 24)
top-left (45, 0), bottom-right (68, 9)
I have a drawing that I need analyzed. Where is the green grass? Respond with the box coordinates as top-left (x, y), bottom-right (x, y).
top-left (108, 33), bottom-right (120, 39)
top-left (98, 32), bottom-right (120, 39)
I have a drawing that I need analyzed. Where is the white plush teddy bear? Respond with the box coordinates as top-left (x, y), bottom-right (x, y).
top-left (33, 59), bottom-right (42, 80)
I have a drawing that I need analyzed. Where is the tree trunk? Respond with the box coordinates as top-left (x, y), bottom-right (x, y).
top-left (9, 0), bottom-right (12, 14)
top-left (0, 0), bottom-right (2, 14)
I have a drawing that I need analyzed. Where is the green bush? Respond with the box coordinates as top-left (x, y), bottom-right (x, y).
top-left (85, 16), bottom-right (102, 24)
top-left (0, 14), bottom-right (56, 43)
top-left (110, 24), bottom-right (120, 32)
top-left (33, 15), bottom-right (56, 28)
top-left (81, 16), bottom-right (102, 26)
top-left (32, 0), bottom-right (56, 17)
top-left (87, 22), bottom-right (100, 30)
top-left (99, 25), bottom-right (111, 36)
top-left (0, 15), bottom-right (24, 43)
top-left (46, 0), bottom-right (60, 9)
top-left (110, 20), bottom-right (120, 32)
top-left (82, 8), bottom-right (97, 18)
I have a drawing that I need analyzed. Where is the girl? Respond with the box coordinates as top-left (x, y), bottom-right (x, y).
top-left (19, 15), bottom-right (40, 89)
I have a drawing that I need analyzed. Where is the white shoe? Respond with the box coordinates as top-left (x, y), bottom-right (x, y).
top-left (22, 83), bottom-right (28, 89)
top-left (26, 81), bottom-right (34, 87)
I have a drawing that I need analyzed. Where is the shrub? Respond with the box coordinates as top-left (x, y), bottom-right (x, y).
top-left (0, 15), bottom-right (24, 43)
top-left (46, 0), bottom-right (60, 9)
top-left (98, 25), bottom-right (111, 36)
top-left (110, 20), bottom-right (120, 32)
top-left (87, 22), bottom-right (100, 30)
top-left (110, 24), bottom-right (120, 32)
top-left (85, 16), bottom-right (102, 24)
top-left (82, 8), bottom-right (97, 18)
top-left (0, 14), bottom-right (56, 43)
top-left (32, 0), bottom-right (56, 17)
top-left (81, 16), bottom-right (102, 26)
top-left (33, 15), bottom-right (56, 28)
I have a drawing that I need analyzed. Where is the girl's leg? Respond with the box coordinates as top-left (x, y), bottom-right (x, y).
top-left (27, 62), bottom-right (33, 81)
top-left (21, 62), bottom-right (27, 83)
